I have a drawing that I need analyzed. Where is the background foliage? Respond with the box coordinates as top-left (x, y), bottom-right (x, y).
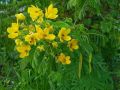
top-left (0, 0), bottom-right (120, 90)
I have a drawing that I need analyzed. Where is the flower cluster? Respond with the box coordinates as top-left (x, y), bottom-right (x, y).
top-left (7, 4), bottom-right (79, 65)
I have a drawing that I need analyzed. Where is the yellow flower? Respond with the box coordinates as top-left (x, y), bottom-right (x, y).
top-left (35, 25), bottom-right (55, 40)
top-left (19, 52), bottom-right (29, 58)
top-left (25, 33), bottom-right (37, 45)
top-left (7, 23), bottom-right (19, 39)
top-left (16, 44), bottom-right (31, 58)
top-left (68, 39), bottom-right (79, 51)
top-left (35, 25), bottom-right (44, 40)
top-left (52, 41), bottom-right (58, 48)
top-left (43, 28), bottom-right (55, 40)
top-left (58, 27), bottom-right (71, 42)
top-left (28, 5), bottom-right (44, 23)
top-left (36, 17), bottom-right (43, 24)
top-left (16, 44), bottom-right (31, 53)
top-left (45, 23), bottom-right (54, 32)
top-left (15, 39), bottom-right (23, 46)
top-left (57, 53), bottom-right (71, 64)
top-left (15, 13), bottom-right (25, 21)
top-left (37, 45), bottom-right (45, 52)
top-left (45, 4), bottom-right (58, 19)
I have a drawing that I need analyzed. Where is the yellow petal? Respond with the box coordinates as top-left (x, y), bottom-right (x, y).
top-left (24, 45), bottom-right (31, 51)
top-left (28, 5), bottom-right (44, 21)
top-left (25, 34), bottom-right (37, 45)
top-left (46, 34), bottom-right (55, 40)
top-left (45, 4), bottom-right (58, 19)
top-left (15, 13), bottom-right (25, 20)
top-left (65, 28), bottom-right (71, 35)
top-left (7, 27), bottom-right (12, 33)
top-left (37, 17), bottom-right (43, 23)
top-left (48, 4), bottom-right (53, 11)
top-left (19, 52), bottom-right (29, 58)
top-left (7, 25), bottom-right (18, 33)
top-left (35, 26), bottom-right (44, 40)
top-left (64, 36), bottom-right (71, 41)
top-left (65, 56), bottom-right (71, 64)
top-left (16, 46), bottom-right (25, 53)
top-left (58, 53), bottom-right (65, 62)
top-left (52, 8), bottom-right (58, 14)
top-left (60, 38), bottom-right (64, 42)
top-left (25, 35), bottom-right (31, 42)
top-left (15, 39), bottom-right (23, 45)
top-left (44, 28), bottom-right (49, 35)
top-left (73, 45), bottom-right (79, 49)
top-left (66, 56), bottom-right (70, 60)
top-left (35, 25), bottom-right (43, 33)
top-left (11, 23), bottom-right (19, 30)
top-left (8, 33), bottom-right (18, 39)
top-left (16, 45), bottom-right (31, 53)
top-left (66, 59), bottom-right (71, 64)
